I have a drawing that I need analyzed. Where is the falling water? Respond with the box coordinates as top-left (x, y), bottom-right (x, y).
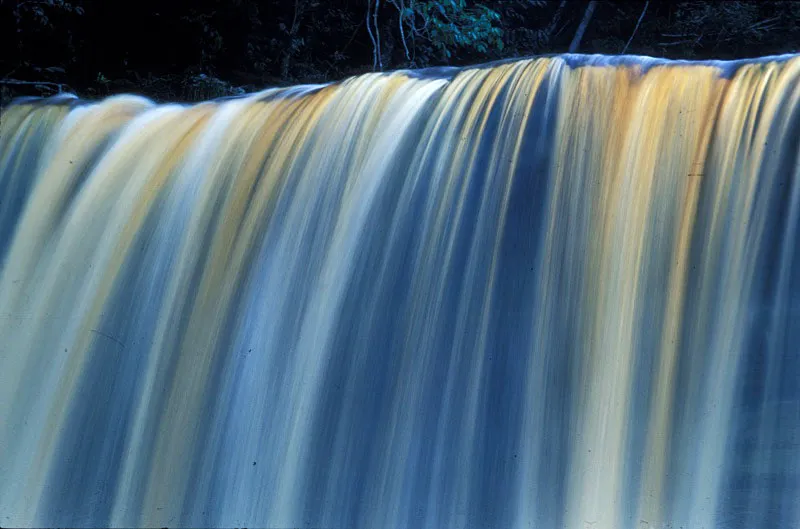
top-left (0, 54), bottom-right (798, 529)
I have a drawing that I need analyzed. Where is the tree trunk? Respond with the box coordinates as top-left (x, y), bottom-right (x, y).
top-left (544, 0), bottom-right (567, 41)
top-left (569, 0), bottom-right (597, 53)
top-left (281, 0), bottom-right (305, 79)
top-left (622, 1), bottom-right (650, 54)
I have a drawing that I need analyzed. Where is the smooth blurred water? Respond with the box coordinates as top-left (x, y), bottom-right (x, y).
top-left (0, 54), bottom-right (798, 529)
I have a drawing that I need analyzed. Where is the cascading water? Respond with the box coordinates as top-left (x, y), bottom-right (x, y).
top-left (0, 54), bottom-right (798, 529)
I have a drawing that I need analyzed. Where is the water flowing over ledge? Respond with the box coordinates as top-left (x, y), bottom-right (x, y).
top-left (1, 54), bottom-right (799, 529)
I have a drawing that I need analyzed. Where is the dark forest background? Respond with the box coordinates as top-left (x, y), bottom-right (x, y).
top-left (2, 0), bottom-right (799, 104)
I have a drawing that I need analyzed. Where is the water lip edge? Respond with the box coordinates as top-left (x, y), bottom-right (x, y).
top-left (4, 51), bottom-right (799, 109)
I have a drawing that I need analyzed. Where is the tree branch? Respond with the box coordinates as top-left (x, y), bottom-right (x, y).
top-left (339, 20), bottom-right (365, 56)
top-left (0, 78), bottom-right (65, 92)
top-left (391, 0), bottom-right (411, 61)
top-left (280, 0), bottom-right (305, 79)
top-left (622, 1), bottom-right (649, 54)
top-left (546, 1), bottom-right (567, 34)
top-left (569, 0), bottom-right (597, 53)
top-left (366, 0), bottom-right (378, 70)
top-left (373, 0), bottom-right (383, 70)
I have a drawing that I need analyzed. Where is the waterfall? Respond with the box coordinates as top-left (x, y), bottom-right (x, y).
top-left (0, 54), bottom-right (798, 529)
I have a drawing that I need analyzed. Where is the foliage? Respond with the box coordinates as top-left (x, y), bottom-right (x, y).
top-left (668, 1), bottom-right (781, 54)
top-left (183, 74), bottom-right (245, 101)
top-left (402, 1), bottom-right (504, 58)
top-left (1, 0), bottom-right (799, 105)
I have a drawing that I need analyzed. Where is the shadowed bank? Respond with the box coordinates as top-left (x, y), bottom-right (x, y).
top-left (0, 53), bottom-right (798, 529)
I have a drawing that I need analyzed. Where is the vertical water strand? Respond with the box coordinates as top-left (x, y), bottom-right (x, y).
top-left (367, 58), bottom-right (548, 529)
top-left (515, 61), bottom-right (612, 529)
top-left (662, 64), bottom-right (765, 528)
top-left (0, 103), bottom-right (70, 258)
top-left (200, 89), bottom-right (339, 526)
top-left (441, 58), bottom-right (553, 529)
top-left (682, 63), bottom-right (773, 528)
top-left (0, 97), bottom-right (162, 524)
top-left (299, 70), bottom-right (481, 528)
top-left (352, 67), bottom-right (497, 528)
top-left (633, 66), bottom-right (725, 529)
top-left (181, 86), bottom-right (341, 527)
top-left (109, 87), bottom-right (336, 527)
top-left (230, 77), bottom-right (400, 523)
top-left (211, 74), bottom-right (398, 526)
top-left (0, 102), bottom-right (71, 514)
top-left (89, 98), bottom-right (264, 525)
top-left (410, 61), bottom-right (526, 529)
top-left (720, 57), bottom-right (800, 529)
top-left (0, 97), bottom-right (154, 332)
top-left (251, 74), bottom-right (445, 525)
top-left (174, 90), bottom-right (338, 526)
top-left (302, 77), bottom-right (449, 529)
top-left (21, 104), bottom-right (213, 526)
top-left (361, 63), bottom-right (527, 528)
top-left (564, 63), bottom-right (654, 529)
top-left (530, 63), bottom-right (641, 529)
top-left (134, 97), bottom-right (283, 522)
top-left (740, 60), bottom-right (800, 529)
top-left (39, 103), bottom-right (216, 524)
top-left (63, 97), bottom-right (286, 527)
top-left (499, 57), bottom-right (565, 529)
top-left (542, 64), bottom-right (728, 529)
top-left (668, 58), bottom-right (799, 528)
top-left (0, 97), bottom-right (152, 303)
